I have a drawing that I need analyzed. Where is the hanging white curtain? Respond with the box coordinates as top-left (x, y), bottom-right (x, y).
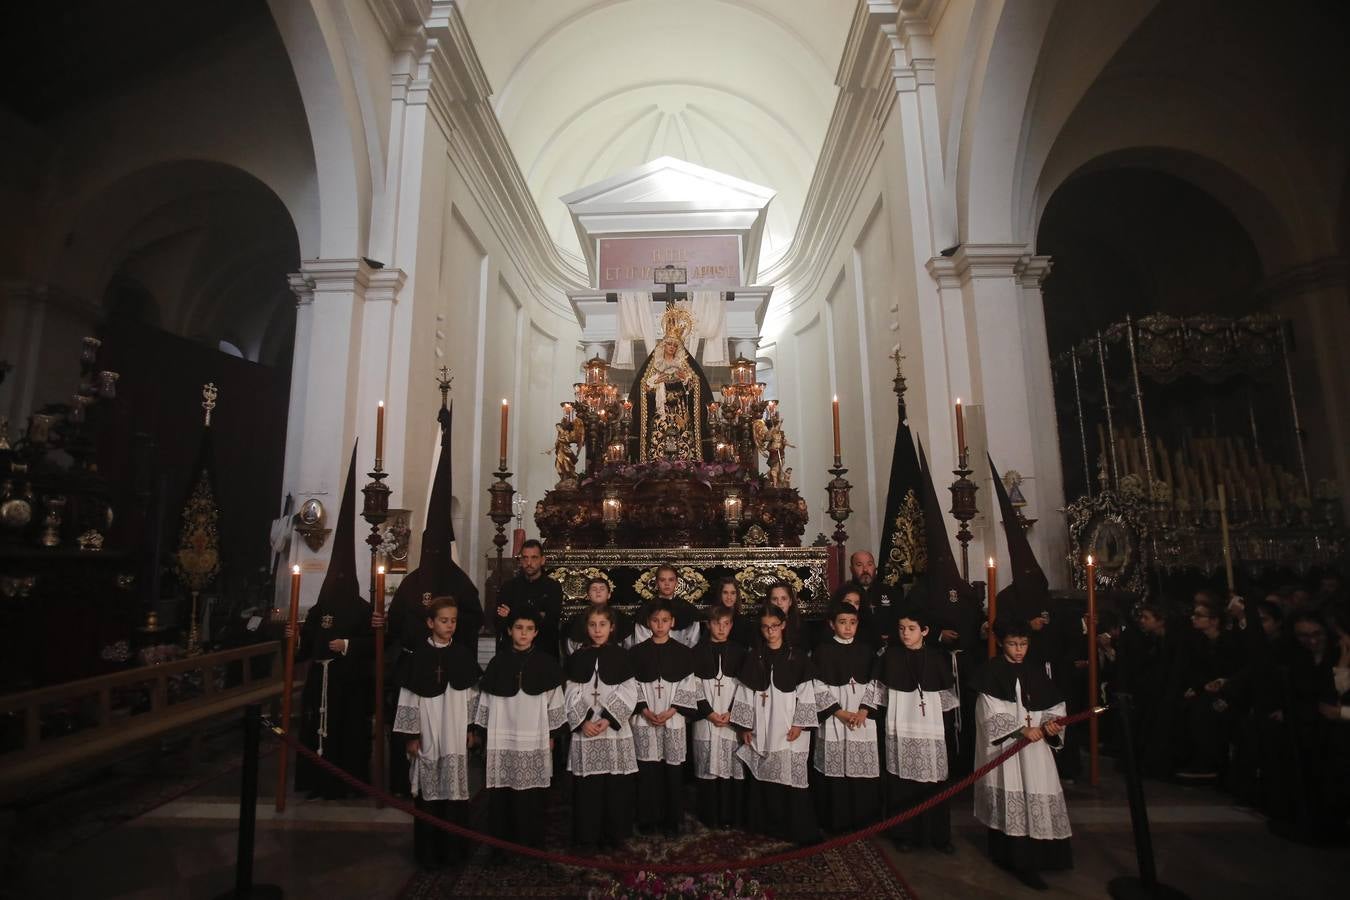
top-left (687, 290), bottom-right (727, 366)
top-left (612, 291), bottom-right (658, 368)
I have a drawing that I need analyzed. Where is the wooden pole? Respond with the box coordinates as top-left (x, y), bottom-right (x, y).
top-left (373, 564), bottom-right (387, 806)
top-left (1086, 555), bottom-right (1100, 787)
top-left (276, 565), bottom-right (300, 812)
top-left (986, 557), bottom-right (998, 658)
top-left (1217, 484), bottom-right (1235, 594)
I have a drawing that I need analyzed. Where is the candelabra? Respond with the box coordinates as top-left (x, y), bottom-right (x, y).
top-left (360, 462), bottom-right (390, 593)
top-left (716, 357), bottom-right (769, 468)
top-left (488, 464), bottom-right (516, 577)
top-left (949, 452), bottom-right (979, 581)
top-left (573, 356), bottom-right (627, 469)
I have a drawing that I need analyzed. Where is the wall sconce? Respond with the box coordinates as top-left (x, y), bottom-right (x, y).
top-left (293, 497), bottom-right (331, 551)
top-left (602, 485), bottom-right (622, 547)
top-left (724, 485), bottom-right (743, 547)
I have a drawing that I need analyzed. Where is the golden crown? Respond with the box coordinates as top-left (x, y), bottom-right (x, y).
top-left (661, 305), bottom-right (694, 343)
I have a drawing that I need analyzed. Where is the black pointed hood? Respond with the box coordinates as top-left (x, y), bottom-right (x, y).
top-left (311, 444), bottom-right (368, 624)
top-left (916, 439), bottom-right (978, 605)
top-left (389, 395), bottom-right (483, 645)
top-left (989, 452), bottom-right (1050, 616)
top-left (877, 357), bottom-right (928, 590)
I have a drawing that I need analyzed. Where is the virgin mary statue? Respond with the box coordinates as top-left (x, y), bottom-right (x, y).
top-left (628, 305), bottom-right (714, 462)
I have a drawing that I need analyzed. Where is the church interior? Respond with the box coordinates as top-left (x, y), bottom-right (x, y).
top-left (1, 1), bottom-right (1348, 897)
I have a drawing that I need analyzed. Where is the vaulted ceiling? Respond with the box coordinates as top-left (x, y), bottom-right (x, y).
top-left (460, 0), bottom-right (853, 272)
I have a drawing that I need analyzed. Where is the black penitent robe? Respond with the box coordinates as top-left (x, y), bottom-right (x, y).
top-left (296, 600), bottom-right (375, 798)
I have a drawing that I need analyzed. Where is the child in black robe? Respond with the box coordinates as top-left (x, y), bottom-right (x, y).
top-left (811, 602), bottom-right (881, 833)
top-left (473, 608), bottom-right (567, 855)
top-left (393, 596), bottom-right (482, 868)
top-left (564, 606), bottom-right (639, 850)
top-left (692, 605), bottom-right (748, 827)
top-left (629, 602), bottom-right (699, 835)
top-left (874, 605), bottom-right (958, 853)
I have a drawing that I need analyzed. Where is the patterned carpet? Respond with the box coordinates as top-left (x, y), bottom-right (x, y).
top-left (399, 792), bottom-right (915, 900)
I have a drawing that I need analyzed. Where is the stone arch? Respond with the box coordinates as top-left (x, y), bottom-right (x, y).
top-left (267, 0), bottom-right (374, 259)
top-left (53, 159), bottom-right (300, 360)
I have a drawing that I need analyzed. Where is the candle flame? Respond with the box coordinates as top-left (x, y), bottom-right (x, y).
top-left (1086, 555), bottom-right (1094, 566)
top-left (956, 397), bottom-right (962, 406)
top-left (501, 398), bottom-right (508, 406)
top-left (377, 565), bottom-right (386, 575)
top-left (833, 395), bottom-right (838, 402)
top-left (988, 557), bottom-right (995, 567)
top-left (292, 564), bottom-right (301, 575)
top-left (378, 400), bottom-right (384, 408)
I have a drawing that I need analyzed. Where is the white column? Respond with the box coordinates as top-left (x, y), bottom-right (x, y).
top-left (279, 258), bottom-right (372, 611)
top-left (948, 244), bottom-right (1067, 586)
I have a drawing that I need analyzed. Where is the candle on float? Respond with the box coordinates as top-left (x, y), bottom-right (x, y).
top-left (955, 398), bottom-right (967, 455)
top-left (277, 563), bottom-right (303, 811)
top-left (1085, 554), bottom-right (1100, 786)
top-left (499, 399), bottom-right (509, 463)
top-left (986, 556), bottom-right (998, 658)
top-left (832, 395), bottom-right (841, 459)
top-left (375, 401), bottom-right (385, 464)
top-left (375, 564), bottom-right (387, 617)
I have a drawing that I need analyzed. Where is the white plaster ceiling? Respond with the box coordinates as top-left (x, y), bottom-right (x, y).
top-left (459, 0), bottom-right (853, 271)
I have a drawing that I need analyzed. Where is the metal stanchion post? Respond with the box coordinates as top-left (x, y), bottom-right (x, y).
top-left (214, 704), bottom-right (283, 899)
top-left (1107, 693), bottom-right (1188, 900)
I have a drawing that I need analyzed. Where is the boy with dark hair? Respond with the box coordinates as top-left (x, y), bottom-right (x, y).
top-left (394, 596), bottom-right (482, 868)
top-left (974, 618), bottom-right (1072, 890)
top-left (691, 604), bottom-right (747, 827)
top-left (474, 607), bottom-right (567, 854)
top-left (629, 601), bottom-right (698, 835)
top-left (874, 605), bottom-right (957, 852)
top-left (811, 602), bottom-right (881, 833)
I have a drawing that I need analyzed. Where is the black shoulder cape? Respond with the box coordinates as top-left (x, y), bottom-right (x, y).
top-left (479, 646), bottom-right (564, 697)
top-left (973, 655), bottom-right (1062, 710)
top-left (628, 638), bottom-right (695, 682)
top-left (812, 638), bottom-right (875, 686)
top-left (738, 643), bottom-right (813, 692)
top-left (564, 643), bottom-right (633, 685)
top-left (693, 640), bottom-right (747, 680)
top-left (403, 638), bottom-right (482, 697)
top-left (878, 644), bottom-right (954, 692)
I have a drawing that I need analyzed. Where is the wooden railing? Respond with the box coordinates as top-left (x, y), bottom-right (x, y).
top-left (0, 642), bottom-right (283, 800)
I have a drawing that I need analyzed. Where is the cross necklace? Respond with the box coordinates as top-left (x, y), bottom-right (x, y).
top-left (760, 665), bottom-right (772, 708)
top-left (713, 658), bottom-right (724, 698)
top-left (908, 655), bottom-right (926, 716)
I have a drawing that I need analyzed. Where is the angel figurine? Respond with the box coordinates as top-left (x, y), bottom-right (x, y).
top-left (553, 415), bottom-right (584, 484)
top-left (754, 412), bottom-right (793, 486)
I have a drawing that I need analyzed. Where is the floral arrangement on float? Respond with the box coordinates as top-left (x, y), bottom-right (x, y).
top-left (581, 459), bottom-right (748, 487)
top-left (590, 870), bottom-right (773, 900)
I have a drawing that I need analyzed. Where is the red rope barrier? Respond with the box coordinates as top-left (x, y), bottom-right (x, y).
top-left (265, 707), bottom-right (1103, 876)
